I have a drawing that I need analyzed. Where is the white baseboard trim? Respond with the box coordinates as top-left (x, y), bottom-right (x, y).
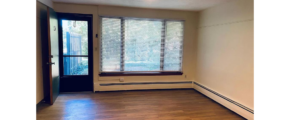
top-left (96, 81), bottom-right (193, 91)
top-left (193, 81), bottom-right (254, 120)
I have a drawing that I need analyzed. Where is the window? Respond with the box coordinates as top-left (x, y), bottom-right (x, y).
top-left (100, 17), bottom-right (184, 75)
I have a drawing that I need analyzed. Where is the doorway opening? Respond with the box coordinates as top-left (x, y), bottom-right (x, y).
top-left (58, 13), bottom-right (93, 92)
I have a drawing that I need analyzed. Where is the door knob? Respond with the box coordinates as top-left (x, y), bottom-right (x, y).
top-left (47, 62), bottom-right (55, 65)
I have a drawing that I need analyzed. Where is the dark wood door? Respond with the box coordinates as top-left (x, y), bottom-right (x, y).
top-left (47, 7), bottom-right (60, 104)
top-left (57, 13), bottom-right (93, 92)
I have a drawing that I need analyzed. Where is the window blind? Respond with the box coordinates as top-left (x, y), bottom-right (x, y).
top-left (100, 17), bottom-right (184, 72)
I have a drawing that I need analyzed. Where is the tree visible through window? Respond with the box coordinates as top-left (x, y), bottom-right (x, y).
top-left (100, 17), bottom-right (184, 72)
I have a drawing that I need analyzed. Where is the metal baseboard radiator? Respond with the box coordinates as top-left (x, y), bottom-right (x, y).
top-left (100, 81), bottom-right (192, 86)
top-left (194, 82), bottom-right (254, 114)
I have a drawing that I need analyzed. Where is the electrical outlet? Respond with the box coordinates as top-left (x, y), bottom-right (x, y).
top-left (119, 78), bottom-right (124, 82)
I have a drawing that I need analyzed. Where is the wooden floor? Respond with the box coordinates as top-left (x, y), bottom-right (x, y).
top-left (37, 89), bottom-right (245, 120)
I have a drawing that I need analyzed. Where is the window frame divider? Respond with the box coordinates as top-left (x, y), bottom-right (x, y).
top-left (160, 20), bottom-right (166, 71)
top-left (120, 18), bottom-right (125, 71)
top-left (63, 55), bottom-right (89, 57)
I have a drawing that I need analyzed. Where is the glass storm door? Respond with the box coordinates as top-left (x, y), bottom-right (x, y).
top-left (58, 13), bottom-right (93, 92)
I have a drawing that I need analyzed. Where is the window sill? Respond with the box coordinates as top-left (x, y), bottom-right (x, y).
top-left (99, 72), bottom-right (183, 76)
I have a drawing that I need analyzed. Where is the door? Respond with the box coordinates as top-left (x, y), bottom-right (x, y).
top-left (47, 7), bottom-right (60, 104)
top-left (58, 13), bottom-right (93, 92)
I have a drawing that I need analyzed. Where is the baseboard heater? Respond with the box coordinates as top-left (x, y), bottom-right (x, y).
top-left (100, 81), bottom-right (192, 86)
top-left (194, 82), bottom-right (254, 114)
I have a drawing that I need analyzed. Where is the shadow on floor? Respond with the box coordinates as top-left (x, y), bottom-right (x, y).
top-left (37, 101), bottom-right (51, 113)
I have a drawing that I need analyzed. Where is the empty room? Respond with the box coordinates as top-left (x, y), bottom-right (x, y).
top-left (35, 0), bottom-right (254, 119)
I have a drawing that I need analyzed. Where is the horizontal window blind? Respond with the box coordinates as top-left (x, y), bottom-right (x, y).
top-left (100, 17), bottom-right (184, 72)
top-left (101, 18), bottom-right (121, 71)
top-left (164, 21), bottom-right (184, 71)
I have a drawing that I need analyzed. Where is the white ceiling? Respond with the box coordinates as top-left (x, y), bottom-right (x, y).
top-left (52, 0), bottom-right (231, 11)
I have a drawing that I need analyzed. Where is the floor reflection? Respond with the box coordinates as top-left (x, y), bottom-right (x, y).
top-left (64, 99), bottom-right (96, 120)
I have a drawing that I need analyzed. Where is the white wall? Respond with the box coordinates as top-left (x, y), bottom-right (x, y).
top-left (36, 1), bottom-right (47, 104)
top-left (196, 0), bottom-right (253, 119)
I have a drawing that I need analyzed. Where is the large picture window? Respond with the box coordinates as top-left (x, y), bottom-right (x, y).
top-left (100, 17), bottom-right (184, 74)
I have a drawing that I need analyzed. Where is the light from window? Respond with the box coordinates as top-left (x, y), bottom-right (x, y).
top-left (100, 17), bottom-right (184, 72)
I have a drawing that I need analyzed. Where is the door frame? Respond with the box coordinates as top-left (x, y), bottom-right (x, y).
top-left (57, 13), bottom-right (94, 92)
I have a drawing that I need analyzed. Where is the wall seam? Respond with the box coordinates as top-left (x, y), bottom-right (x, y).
top-left (198, 19), bottom-right (253, 29)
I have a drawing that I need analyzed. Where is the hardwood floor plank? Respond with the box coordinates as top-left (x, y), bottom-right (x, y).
top-left (37, 90), bottom-right (246, 120)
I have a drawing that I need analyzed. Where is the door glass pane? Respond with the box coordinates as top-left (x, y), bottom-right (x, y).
top-left (62, 20), bottom-right (88, 55)
top-left (124, 19), bottom-right (162, 71)
top-left (63, 57), bottom-right (88, 75)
